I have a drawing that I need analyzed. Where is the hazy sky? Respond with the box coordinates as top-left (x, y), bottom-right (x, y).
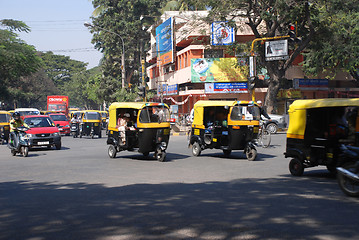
top-left (0, 0), bottom-right (103, 69)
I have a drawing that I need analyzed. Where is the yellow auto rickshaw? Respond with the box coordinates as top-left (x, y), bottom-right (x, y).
top-left (189, 100), bottom-right (260, 160)
top-left (106, 102), bottom-right (171, 161)
top-left (0, 111), bottom-right (11, 144)
top-left (99, 110), bottom-right (109, 129)
top-left (79, 110), bottom-right (102, 138)
top-left (284, 98), bottom-right (359, 176)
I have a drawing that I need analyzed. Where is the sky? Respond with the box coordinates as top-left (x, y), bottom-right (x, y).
top-left (0, 0), bottom-right (103, 69)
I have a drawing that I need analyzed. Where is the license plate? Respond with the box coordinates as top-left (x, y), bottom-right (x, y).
top-left (38, 141), bottom-right (49, 145)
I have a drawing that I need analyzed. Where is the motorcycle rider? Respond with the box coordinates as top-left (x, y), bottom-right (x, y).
top-left (9, 112), bottom-right (29, 149)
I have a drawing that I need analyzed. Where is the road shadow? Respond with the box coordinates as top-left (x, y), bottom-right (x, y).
top-left (1, 178), bottom-right (358, 240)
top-left (114, 152), bottom-right (190, 162)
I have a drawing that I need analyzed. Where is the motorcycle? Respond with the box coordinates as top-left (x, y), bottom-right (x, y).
top-left (70, 122), bottom-right (79, 138)
top-left (8, 126), bottom-right (30, 157)
top-left (337, 145), bottom-right (359, 197)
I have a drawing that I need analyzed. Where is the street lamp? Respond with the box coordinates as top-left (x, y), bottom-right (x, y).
top-left (84, 22), bottom-right (126, 88)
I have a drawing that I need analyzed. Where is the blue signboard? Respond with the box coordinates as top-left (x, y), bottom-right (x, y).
top-left (205, 82), bottom-right (248, 93)
top-left (211, 21), bottom-right (235, 46)
top-left (156, 17), bottom-right (174, 65)
top-left (293, 78), bottom-right (329, 90)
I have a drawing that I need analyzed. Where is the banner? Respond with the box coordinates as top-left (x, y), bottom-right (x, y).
top-left (157, 84), bottom-right (178, 96)
top-left (205, 82), bottom-right (248, 93)
top-left (191, 58), bottom-right (248, 83)
top-left (156, 17), bottom-right (174, 65)
top-left (211, 22), bottom-right (235, 46)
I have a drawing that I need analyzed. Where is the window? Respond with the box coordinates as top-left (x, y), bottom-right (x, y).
top-left (139, 106), bottom-right (170, 123)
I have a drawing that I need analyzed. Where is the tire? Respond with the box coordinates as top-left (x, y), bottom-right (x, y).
top-left (155, 149), bottom-right (166, 162)
top-left (289, 158), bottom-right (304, 176)
top-left (266, 122), bottom-right (278, 134)
top-left (192, 142), bottom-right (201, 156)
top-left (55, 143), bottom-right (62, 150)
top-left (98, 131), bottom-right (102, 138)
top-left (326, 165), bottom-right (337, 174)
top-left (22, 146), bottom-right (29, 157)
top-left (337, 163), bottom-right (359, 197)
top-left (245, 147), bottom-right (257, 161)
top-left (143, 152), bottom-right (149, 157)
top-left (223, 149), bottom-right (232, 157)
top-left (108, 145), bottom-right (117, 158)
top-left (260, 130), bottom-right (271, 148)
top-left (11, 149), bottom-right (16, 156)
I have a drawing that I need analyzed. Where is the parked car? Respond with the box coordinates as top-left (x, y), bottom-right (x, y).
top-left (264, 114), bottom-right (287, 134)
top-left (48, 113), bottom-right (70, 136)
top-left (23, 115), bottom-right (62, 150)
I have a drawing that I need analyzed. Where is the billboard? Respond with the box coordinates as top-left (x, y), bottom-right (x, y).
top-left (156, 17), bottom-right (174, 65)
top-left (157, 84), bottom-right (178, 96)
top-left (191, 58), bottom-right (248, 83)
top-left (211, 22), bottom-right (235, 46)
top-left (205, 82), bottom-right (248, 94)
top-left (265, 40), bottom-right (288, 61)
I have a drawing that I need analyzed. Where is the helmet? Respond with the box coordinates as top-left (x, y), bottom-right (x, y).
top-left (13, 112), bottom-right (20, 120)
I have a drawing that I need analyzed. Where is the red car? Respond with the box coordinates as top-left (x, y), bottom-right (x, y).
top-left (23, 115), bottom-right (62, 150)
top-left (48, 113), bottom-right (70, 136)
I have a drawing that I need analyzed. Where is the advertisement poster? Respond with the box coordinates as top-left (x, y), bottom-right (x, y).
top-left (205, 82), bottom-right (248, 94)
top-left (157, 84), bottom-right (178, 96)
top-left (211, 21), bottom-right (235, 46)
top-left (156, 17), bottom-right (174, 65)
top-left (265, 40), bottom-right (288, 61)
top-left (191, 58), bottom-right (248, 83)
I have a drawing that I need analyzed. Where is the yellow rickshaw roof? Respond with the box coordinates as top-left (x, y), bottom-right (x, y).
top-left (109, 102), bottom-right (169, 110)
top-left (0, 111), bottom-right (11, 115)
top-left (194, 100), bottom-right (258, 108)
top-left (289, 98), bottom-right (359, 111)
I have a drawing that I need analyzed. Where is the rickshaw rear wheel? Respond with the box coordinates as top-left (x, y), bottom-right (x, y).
top-left (11, 149), bottom-right (16, 156)
top-left (289, 158), bottom-right (304, 176)
top-left (192, 142), bottom-right (201, 156)
top-left (21, 146), bottom-right (29, 157)
top-left (337, 163), bottom-right (359, 197)
top-left (223, 149), bottom-right (231, 157)
top-left (108, 145), bottom-right (117, 158)
top-left (246, 148), bottom-right (257, 161)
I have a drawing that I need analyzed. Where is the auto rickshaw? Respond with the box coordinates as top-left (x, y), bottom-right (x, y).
top-left (284, 98), bottom-right (359, 176)
top-left (106, 102), bottom-right (171, 162)
top-left (189, 100), bottom-right (260, 160)
top-left (0, 111), bottom-right (11, 144)
top-left (99, 110), bottom-right (109, 129)
top-left (79, 110), bottom-right (102, 138)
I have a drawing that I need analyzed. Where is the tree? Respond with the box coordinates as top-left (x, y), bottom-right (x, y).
top-left (302, 1), bottom-right (359, 82)
top-left (90, 0), bottom-right (165, 91)
top-left (38, 51), bottom-right (87, 92)
top-left (0, 19), bottom-right (42, 103)
top-left (180, 0), bottom-right (322, 113)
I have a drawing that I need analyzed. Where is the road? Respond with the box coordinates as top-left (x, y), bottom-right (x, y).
top-left (0, 132), bottom-right (359, 240)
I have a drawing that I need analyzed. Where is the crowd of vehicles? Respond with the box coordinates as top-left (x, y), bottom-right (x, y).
top-left (4, 98), bottom-right (359, 197)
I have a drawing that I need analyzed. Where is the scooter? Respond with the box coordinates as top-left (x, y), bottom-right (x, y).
top-left (8, 126), bottom-right (30, 157)
top-left (337, 145), bottom-right (359, 197)
top-left (70, 122), bottom-right (79, 138)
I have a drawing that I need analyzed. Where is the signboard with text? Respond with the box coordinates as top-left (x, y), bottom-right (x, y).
top-left (156, 17), bottom-right (174, 65)
top-left (265, 40), bottom-right (288, 61)
top-left (205, 82), bottom-right (248, 94)
top-left (293, 78), bottom-right (329, 90)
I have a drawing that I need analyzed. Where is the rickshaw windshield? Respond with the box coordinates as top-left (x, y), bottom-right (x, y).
top-left (84, 112), bottom-right (101, 120)
top-left (139, 106), bottom-right (170, 123)
top-left (230, 105), bottom-right (260, 121)
top-left (0, 114), bottom-right (10, 122)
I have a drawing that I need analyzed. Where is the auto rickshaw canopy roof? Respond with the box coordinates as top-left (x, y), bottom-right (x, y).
top-left (287, 98), bottom-right (359, 139)
top-left (109, 102), bottom-right (169, 111)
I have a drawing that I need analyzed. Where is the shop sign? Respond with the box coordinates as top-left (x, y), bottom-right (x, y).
top-left (293, 78), bottom-right (329, 90)
top-left (211, 21), bottom-right (235, 46)
top-left (265, 40), bottom-right (288, 61)
top-left (205, 82), bottom-right (248, 94)
top-left (157, 84), bottom-right (178, 96)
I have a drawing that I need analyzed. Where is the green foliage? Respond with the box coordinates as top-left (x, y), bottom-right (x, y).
top-left (0, 19), bottom-right (42, 104)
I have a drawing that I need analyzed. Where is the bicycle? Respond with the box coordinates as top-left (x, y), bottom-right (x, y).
top-left (257, 121), bottom-right (271, 148)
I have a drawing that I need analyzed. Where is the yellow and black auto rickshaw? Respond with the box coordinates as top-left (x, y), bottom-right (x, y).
top-left (106, 102), bottom-right (171, 162)
top-left (79, 110), bottom-right (102, 138)
top-left (285, 98), bottom-right (359, 176)
top-left (0, 111), bottom-right (11, 144)
top-left (189, 100), bottom-right (260, 160)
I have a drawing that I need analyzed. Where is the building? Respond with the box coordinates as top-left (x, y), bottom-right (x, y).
top-left (146, 11), bottom-right (357, 116)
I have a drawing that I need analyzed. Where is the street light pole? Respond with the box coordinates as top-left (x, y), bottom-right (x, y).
top-left (84, 22), bottom-right (126, 88)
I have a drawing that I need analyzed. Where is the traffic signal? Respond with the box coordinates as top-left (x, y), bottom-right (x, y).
top-left (138, 85), bottom-right (146, 98)
top-left (288, 23), bottom-right (301, 44)
top-left (248, 76), bottom-right (256, 90)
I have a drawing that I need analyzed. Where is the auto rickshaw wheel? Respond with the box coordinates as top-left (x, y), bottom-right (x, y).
top-left (337, 163), bottom-right (359, 197)
top-left (11, 149), bottom-right (16, 156)
top-left (289, 158), bottom-right (304, 176)
top-left (98, 131), bottom-right (102, 138)
top-left (55, 143), bottom-right (61, 150)
top-left (223, 149), bottom-right (231, 157)
top-left (246, 147), bottom-right (257, 161)
top-left (326, 165), bottom-right (337, 174)
top-left (192, 142), bottom-right (201, 156)
top-left (108, 145), bottom-right (117, 158)
top-left (143, 152), bottom-right (149, 157)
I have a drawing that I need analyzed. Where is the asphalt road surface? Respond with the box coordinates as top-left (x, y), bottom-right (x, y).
top-left (1, 132), bottom-right (359, 240)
